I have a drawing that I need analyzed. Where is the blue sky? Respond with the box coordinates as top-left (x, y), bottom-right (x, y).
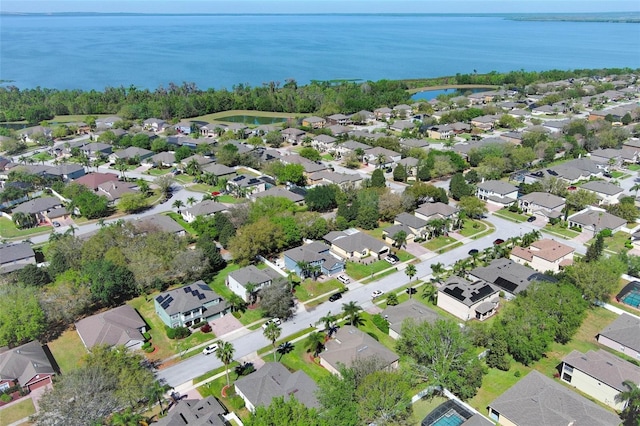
top-left (2, 1), bottom-right (639, 14)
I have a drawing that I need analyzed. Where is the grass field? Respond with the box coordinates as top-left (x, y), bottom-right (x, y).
top-left (275, 338), bottom-right (332, 383)
top-left (423, 236), bottom-right (462, 252)
top-left (294, 278), bottom-right (342, 302)
top-left (492, 209), bottom-right (529, 223)
top-left (364, 221), bottom-right (392, 240)
top-left (207, 264), bottom-right (266, 326)
top-left (409, 395), bottom-right (448, 425)
top-left (189, 110), bottom-right (301, 124)
top-left (198, 372), bottom-right (249, 420)
top-left (47, 329), bottom-right (87, 373)
top-left (0, 398), bottom-right (36, 426)
top-left (544, 222), bottom-right (580, 239)
top-left (458, 219), bottom-right (491, 238)
top-left (346, 260), bottom-right (394, 280)
top-left (0, 218), bottom-right (52, 239)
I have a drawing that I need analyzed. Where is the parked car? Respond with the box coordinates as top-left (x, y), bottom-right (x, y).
top-left (262, 318), bottom-right (282, 329)
top-left (328, 292), bottom-right (343, 302)
top-left (493, 238), bottom-right (505, 245)
top-left (371, 290), bottom-right (384, 298)
top-left (406, 287), bottom-right (417, 295)
top-left (527, 216), bottom-right (536, 222)
top-left (52, 221), bottom-right (61, 228)
top-left (337, 275), bottom-right (350, 284)
top-left (384, 254), bottom-right (399, 264)
top-left (468, 248), bottom-right (479, 255)
top-left (202, 344), bottom-right (217, 355)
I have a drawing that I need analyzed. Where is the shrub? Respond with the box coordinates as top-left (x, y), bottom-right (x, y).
top-left (599, 229), bottom-right (612, 238)
top-left (201, 323), bottom-right (212, 333)
top-left (141, 341), bottom-right (152, 350)
top-left (0, 393), bottom-right (12, 403)
top-left (372, 314), bottom-right (389, 334)
top-left (514, 370), bottom-right (521, 378)
top-left (143, 332), bottom-right (151, 341)
top-left (144, 345), bottom-right (155, 353)
top-left (192, 321), bottom-right (207, 329)
top-left (166, 326), bottom-right (191, 340)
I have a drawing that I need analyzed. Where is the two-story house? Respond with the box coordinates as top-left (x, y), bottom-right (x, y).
top-left (518, 192), bottom-right (565, 220)
top-left (155, 281), bottom-right (228, 328)
top-left (510, 238), bottom-right (574, 273)
top-left (283, 241), bottom-right (345, 278)
top-left (227, 265), bottom-right (284, 303)
top-left (476, 180), bottom-right (519, 207)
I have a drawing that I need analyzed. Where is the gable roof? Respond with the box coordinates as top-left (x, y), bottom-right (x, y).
top-left (519, 192), bottom-right (565, 209)
top-left (228, 265), bottom-right (281, 287)
top-left (12, 197), bottom-right (63, 215)
top-left (488, 371), bottom-right (621, 426)
top-left (510, 238), bottom-right (574, 263)
top-left (381, 300), bottom-right (440, 335)
top-left (0, 341), bottom-right (56, 387)
top-left (415, 202), bottom-right (458, 219)
top-left (155, 281), bottom-right (225, 316)
top-left (469, 258), bottom-right (554, 295)
top-left (75, 305), bottom-right (145, 349)
top-left (440, 276), bottom-right (499, 307)
top-left (562, 349), bottom-right (640, 392)
top-left (183, 200), bottom-right (228, 218)
top-left (476, 180), bottom-right (518, 195)
top-left (394, 212), bottom-right (427, 229)
top-left (568, 208), bottom-right (626, 231)
top-left (324, 230), bottom-right (389, 254)
top-left (73, 172), bottom-right (119, 190)
top-left (598, 313), bottom-right (640, 353)
top-left (202, 162), bottom-right (236, 176)
top-left (579, 181), bottom-right (624, 196)
top-left (0, 242), bottom-right (35, 265)
top-left (235, 362), bottom-right (319, 409)
top-left (320, 325), bottom-right (399, 370)
top-left (283, 241), bottom-right (341, 269)
top-left (154, 396), bottom-right (227, 426)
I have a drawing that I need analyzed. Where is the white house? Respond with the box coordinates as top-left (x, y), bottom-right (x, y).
top-left (509, 238), bottom-right (574, 273)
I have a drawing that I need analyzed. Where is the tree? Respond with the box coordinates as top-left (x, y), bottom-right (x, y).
top-left (356, 371), bottom-right (412, 426)
top-left (584, 233), bottom-right (604, 262)
top-left (405, 264), bottom-right (417, 281)
top-left (12, 211), bottom-right (37, 229)
top-left (458, 196), bottom-right (487, 219)
top-left (370, 168), bottom-right (386, 187)
top-left (615, 380), bottom-right (640, 426)
top-left (305, 332), bottom-right (325, 357)
top-left (564, 257), bottom-right (626, 304)
top-left (0, 284), bottom-right (46, 347)
top-left (17, 264), bottom-right (51, 287)
top-left (606, 201), bottom-right (640, 223)
top-left (299, 147), bottom-right (322, 161)
top-left (263, 321), bottom-right (282, 362)
top-left (186, 196), bottom-right (197, 206)
top-left (259, 282), bottom-right (295, 320)
top-left (227, 293), bottom-right (247, 314)
top-left (118, 192), bottom-right (149, 213)
top-left (386, 293), bottom-right (399, 306)
top-left (145, 380), bottom-right (171, 416)
top-left (449, 173), bottom-right (474, 200)
top-left (565, 189), bottom-right (598, 212)
top-left (305, 185), bottom-right (339, 212)
top-left (216, 341), bottom-right (235, 388)
top-left (277, 341), bottom-right (295, 360)
top-left (154, 175), bottom-right (175, 199)
top-left (83, 260), bottom-right (138, 306)
top-left (392, 230), bottom-right (407, 249)
top-left (396, 319), bottom-right (485, 399)
top-left (172, 199), bottom-right (185, 211)
top-left (392, 164), bottom-right (407, 182)
top-left (246, 396), bottom-right (325, 426)
top-left (342, 301), bottom-right (362, 326)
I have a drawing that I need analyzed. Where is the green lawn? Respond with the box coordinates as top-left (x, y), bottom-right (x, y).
top-left (276, 337), bottom-right (332, 383)
top-left (198, 371), bottom-right (249, 419)
top-left (207, 264), bottom-right (265, 326)
top-left (0, 218), bottom-right (52, 239)
top-left (610, 170), bottom-right (629, 179)
top-left (626, 164), bottom-right (640, 171)
top-left (362, 268), bottom-right (398, 284)
top-left (147, 168), bottom-right (171, 176)
top-left (32, 152), bottom-right (54, 162)
top-left (422, 236), bottom-right (462, 252)
top-left (189, 109), bottom-right (300, 123)
top-left (294, 278), bottom-right (342, 302)
top-left (165, 212), bottom-right (196, 235)
top-left (47, 329), bottom-right (87, 373)
top-left (596, 232), bottom-right (632, 254)
top-left (0, 398), bottom-right (36, 425)
top-left (346, 260), bottom-right (394, 280)
top-left (544, 223), bottom-right (580, 239)
top-left (492, 209), bottom-right (529, 223)
top-left (409, 395), bottom-right (448, 425)
top-left (458, 219), bottom-right (491, 238)
top-left (364, 222), bottom-right (392, 240)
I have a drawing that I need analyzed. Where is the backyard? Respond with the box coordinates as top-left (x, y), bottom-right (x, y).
top-left (47, 329), bottom-right (87, 373)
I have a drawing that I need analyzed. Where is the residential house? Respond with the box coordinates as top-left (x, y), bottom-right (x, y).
top-left (155, 281), bottom-right (228, 328)
top-left (154, 397), bottom-right (228, 426)
top-left (167, 136), bottom-right (213, 150)
top-left (326, 113), bottom-right (351, 126)
top-left (590, 148), bottom-right (639, 166)
top-left (319, 326), bottom-right (399, 376)
top-left (281, 128), bottom-right (307, 144)
top-left (201, 162), bottom-right (236, 178)
top-left (302, 116), bottom-right (326, 129)
top-left (389, 120), bottom-right (416, 132)
top-left (437, 276), bottom-right (500, 321)
top-left (351, 110), bottom-right (375, 124)
top-left (487, 371), bottom-right (621, 426)
top-left (470, 115), bottom-right (501, 130)
top-left (469, 258), bottom-right (554, 299)
top-left (374, 107), bottom-right (393, 120)
top-left (95, 116), bottom-right (123, 129)
top-left (308, 171), bottom-right (363, 189)
top-left (131, 214), bottom-right (186, 236)
top-left (560, 349), bottom-right (640, 410)
top-left (500, 131), bottom-right (524, 145)
top-left (510, 238), bottom-right (574, 273)
top-left (200, 123), bottom-right (227, 138)
top-left (381, 300), bottom-right (440, 339)
top-left (397, 157), bottom-right (419, 178)
top-left (226, 265), bottom-right (283, 303)
top-left (18, 126), bottom-right (52, 143)
top-left (0, 341), bottom-right (57, 393)
top-left (251, 187), bottom-right (305, 205)
top-left (11, 197), bottom-right (67, 225)
top-left (226, 174), bottom-right (267, 197)
top-left (414, 202), bottom-right (459, 223)
top-left (97, 181), bottom-right (138, 204)
top-left (74, 173), bottom-right (118, 191)
top-left (597, 313), bottom-right (640, 360)
top-left (363, 146), bottom-right (401, 168)
top-left (327, 124), bottom-right (350, 136)
top-left (79, 142), bottom-right (113, 159)
top-left (51, 164), bottom-right (86, 181)
top-left (181, 154), bottom-right (214, 168)
top-left (283, 241), bottom-right (345, 278)
top-left (324, 229), bottom-right (391, 261)
top-left (0, 242), bottom-right (36, 273)
top-left (281, 155), bottom-right (328, 175)
top-left (427, 124), bottom-right (455, 140)
top-left (142, 118), bottom-right (168, 132)
top-left (518, 192), bottom-right (565, 219)
top-left (393, 104), bottom-right (413, 118)
top-left (235, 362), bottom-right (319, 412)
top-left (109, 147), bottom-right (154, 163)
top-left (174, 121), bottom-right (194, 135)
top-left (399, 138), bottom-right (429, 149)
top-left (181, 200), bottom-right (228, 223)
top-left (525, 158), bottom-right (603, 184)
top-left (567, 207), bottom-right (626, 236)
top-left (148, 151), bottom-right (176, 168)
top-left (75, 305), bottom-right (147, 351)
top-left (476, 180), bottom-right (519, 207)
top-left (334, 140), bottom-right (369, 158)
top-left (579, 181), bottom-right (624, 205)
top-left (382, 212), bottom-right (428, 244)
top-left (311, 134), bottom-right (337, 152)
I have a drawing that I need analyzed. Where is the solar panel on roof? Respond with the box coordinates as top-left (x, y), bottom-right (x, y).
top-left (494, 276), bottom-right (518, 292)
top-left (155, 296), bottom-right (163, 302)
top-left (443, 286), bottom-right (466, 302)
top-left (184, 286), bottom-right (192, 293)
top-left (198, 293), bottom-right (206, 300)
top-left (470, 285), bottom-right (495, 302)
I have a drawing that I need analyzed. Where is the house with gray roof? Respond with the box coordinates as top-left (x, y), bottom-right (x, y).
top-left (590, 147), bottom-right (639, 166)
top-left (154, 396), bottom-right (228, 426)
top-left (155, 280), bottom-right (228, 328)
top-left (518, 192), bottom-right (565, 218)
top-left (561, 349), bottom-right (640, 410)
top-left (234, 362), bottom-right (319, 412)
top-left (567, 206), bottom-right (626, 236)
top-left (381, 300), bottom-right (440, 339)
top-left (142, 118), bottom-right (168, 132)
top-left (476, 180), bottom-right (518, 207)
top-left (181, 154), bottom-right (214, 167)
top-left (181, 200), bottom-right (228, 223)
top-left (468, 258), bottom-right (554, 299)
top-left (327, 113), bottom-right (352, 126)
top-left (487, 370), bottom-right (621, 426)
top-left (251, 187), bottom-right (305, 204)
top-left (201, 162), bottom-right (236, 178)
top-left (389, 120), bottom-right (416, 132)
top-left (131, 214), bottom-right (185, 236)
top-left (337, 140), bottom-right (370, 157)
top-left (97, 180), bottom-right (138, 203)
top-left (281, 155), bottom-right (328, 174)
top-left (226, 265), bottom-right (283, 303)
top-left (324, 229), bottom-right (391, 261)
top-left (579, 181), bottom-right (624, 205)
top-left (109, 146), bottom-right (154, 163)
top-left (0, 242), bottom-right (36, 273)
top-left (95, 116), bottom-right (123, 129)
top-left (363, 146), bottom-right (401, 168)
top-left (148, 151), bottom-right (176, 167)
top-left (526, 158), bottom-right (604, 184)
top-left (397, 157), bottom-right (420, 177)
top-left (0, 340), bottom-right (57, 392)
top-left (11, 196), bottom-right (66, 225)
top-left (226, 174), bottom-right (267, 197)
top-left (75, 305), bottom-right (147, 351)
top-left (597, 313), bottom-right (640, 360)
top-left (302, 116), bottom-right (326, 129)
top-left (399, 138), bottom-right (429, 149)
top-left (414, 202), bottom-right (459, 222)
top-left (319, 326), bottom-right (399, 376)
top-left (308, 170), bottom-right (363, 189)
top-left (284, 241), bottom-right (345, 278)
top-left (382, 212), bottom-right (428, 244)
top-left (437, 276), bottom-right (500, 322)
top-left (281, 128), bottom-right (307, 144)
top-left (311, 134), bottom-right (337, 152)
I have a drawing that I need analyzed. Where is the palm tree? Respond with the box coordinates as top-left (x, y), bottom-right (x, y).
top-left (386, 293), bottom-right (399, 306)
top-left (405, 264), bottom-right (417, 281)
top-left (295, 261), bottom-right (311, 279)
top-left (615, 380), bottom-right (640, 425)
top-left (305, 332), bottom-right (325, 357)
top-left (227, 293), bottom-right (247, 313)
top-left (317, 312), bottom-right (336, 333)
top-left (186, 196), bottom-right (197, 206)
top-left (422, 282), bottom-right (438, 304)
top-left (109, 408), bottom-right (144, 426)
top-left (263, 321), bottom-right (282, 362)
top-left (308, 263), bottom-right (321, 281)
top-left (245, 282), bottom-right (258, 305)
top-left (277, 341), bottom-right (294, 361)
top-left (215, 341), bottom-right (235, 388)
top-left (136, 179), bottom-right (150, 196)
top-left (115, 157), bottom-right (128, 179)
top-left (632, 183), bottom-right (640, 197)
top-left (185, 159), bottom-right (201, 177)
top-left (146, 380), bottom-right (171, 415)
top-left (392, 230), bottom-right (407, 249)
top-left (172, 199), bottom-right (185, 211)
top-left (342, 301), bottom-right (362, 326)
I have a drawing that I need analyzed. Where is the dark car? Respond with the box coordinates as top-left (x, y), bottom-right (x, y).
top-left (406, 287), bottom-right (417, 295)
top-left (328, 292), bottom-right (342, 302)
top-left (468, 248), bottom-right (479, 255)
top-left (493, 238), bottom-right (505, 245)
top-left (527, 216), bottom-right (536, 222)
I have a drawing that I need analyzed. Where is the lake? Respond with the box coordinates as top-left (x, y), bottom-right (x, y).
top-left (411, 88), bottom-right (491, 101)
top-left (1, 14), bottom-right (638, 90)
top-left (217, 115), bottom-right (289, 125)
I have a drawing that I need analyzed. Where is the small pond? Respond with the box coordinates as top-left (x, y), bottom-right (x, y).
top-left (218, 115), bottom-right (290, 125)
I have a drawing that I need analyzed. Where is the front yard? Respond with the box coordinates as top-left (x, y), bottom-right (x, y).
top-left (0, 398), bottom-right (36, 425)
top-left (594, 231), bottom-right (632, 254)
top-left (0, 218), bottom-right (52, 239)
top-left (422, 236), bottom-right (462, 252)
top-left (492, 209), bottom-right (529, 223)
top-left (346, 259), bottom-right (394, 280)
top-left (207, 263), bottom-right (265, 326)
top-left (544, 222), bottom-right (581, 239)
top-left (294, 278), bottom-right (342, 303)
top-left (457, 218), bottom-right (491, 238)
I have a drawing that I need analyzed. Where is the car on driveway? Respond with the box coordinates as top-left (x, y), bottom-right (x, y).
top-left (493, 238), bottom-right (505, 245)
top-left (527, 216), bottom-right (536, 222)
top-left (328, 292), bottom-right (343, 302)
top-left (384, 254), bottom-right (399, 264)
top-left (52, 221), bottom-right (61, 228)
top-left (371, 290), bottom-right (384, 298)
top-left (202, 344), bottom-right (217, 355)
top-left (337, 275), bottom-right (350, 284)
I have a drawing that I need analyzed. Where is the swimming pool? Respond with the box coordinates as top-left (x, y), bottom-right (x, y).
top-left (432, 409), bottom-right (465, 426)
top-left (421, 399), bottom-right (475, 426)
top-left (621, 289), bottom-right (640, 308)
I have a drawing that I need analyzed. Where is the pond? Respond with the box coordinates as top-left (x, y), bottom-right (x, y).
top-left (217, 115), bottom-right (290, 125)
top-left (411, 87), bottom-right (489, 101)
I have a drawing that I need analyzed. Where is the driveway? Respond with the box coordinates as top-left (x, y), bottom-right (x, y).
top-left (209, 314), bottom-right (243, 338)
top-left (572, 231), bottom-right (593, 245)
top-left (404, 241), bottom-right (430, 258)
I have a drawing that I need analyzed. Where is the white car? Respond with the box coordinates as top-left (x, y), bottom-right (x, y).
top-left (202, 344), bottom-right (218, 355)
top-left (337, 275), bottom-right (350, 284)
top-left (262, 318), bottom-right (282, 329)
top-left (384, 255), bottom-right (399, 264)
top-left (371, 290), bottom-right (384, 298)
